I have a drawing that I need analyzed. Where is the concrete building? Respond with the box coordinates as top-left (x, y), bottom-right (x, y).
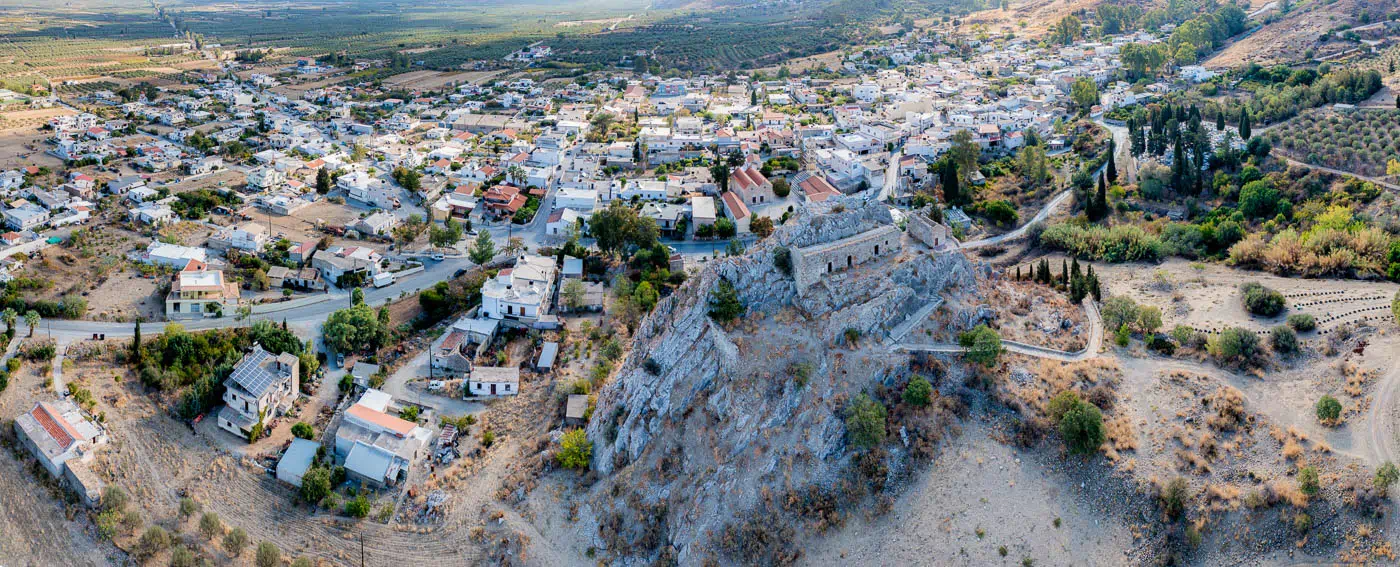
top-left (165, 262), bottom-right (241, 319)
top-left (13, 400), bottom-right (108, 505)
top-left (217, 345), bottom-right (300, 439)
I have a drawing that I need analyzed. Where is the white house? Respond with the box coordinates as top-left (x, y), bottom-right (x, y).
top-left (480, 254), bottom-right (556, 323)
top-left (217, 345), bottom-right (300, 440)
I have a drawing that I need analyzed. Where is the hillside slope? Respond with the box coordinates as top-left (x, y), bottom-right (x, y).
top-left (576, 203), bottom-right (980, 564)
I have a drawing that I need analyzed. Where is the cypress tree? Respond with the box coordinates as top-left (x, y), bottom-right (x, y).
top-left (1238, 108), bottom-right (1251, 141)
top-left (1106, 140), bottom-right (1118, 184)
top-left (1061, 259), bottom-right (1069, 286)
top-left (1086, 265), bottom-right (1101, 301)
top-left (1016, 266), bottom-right (1021, 281)
top-left (1215, 111), bottom-right (1225, 131)
top-left (941, 160), bottom-right (961, 205)
top-left (131, 320), bottom-right (142, 365)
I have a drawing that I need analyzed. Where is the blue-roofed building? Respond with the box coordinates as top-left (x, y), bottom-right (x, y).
top-left (276, 438), bottom-right (319, 487)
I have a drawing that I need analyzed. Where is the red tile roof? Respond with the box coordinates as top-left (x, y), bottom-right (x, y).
top-left (32, 402), bottom-right (79, 450)
top-left (720, 191), bottom-right (750, 221)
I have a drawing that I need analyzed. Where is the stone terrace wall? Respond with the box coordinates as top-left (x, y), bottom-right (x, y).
top-left (792, 224), bottom-right (903, 295)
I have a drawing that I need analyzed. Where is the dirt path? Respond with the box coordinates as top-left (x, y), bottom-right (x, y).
top-left (896, 298), bottom-right (1102, 362)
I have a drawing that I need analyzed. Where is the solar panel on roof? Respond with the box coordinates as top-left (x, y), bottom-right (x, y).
top-left (229, 347), bottom-right (281, 397)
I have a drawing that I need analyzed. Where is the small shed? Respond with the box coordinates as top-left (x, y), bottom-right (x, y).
top-left (276, 438), bottom-right (320, 487)
top-left (564, 394), bottom-right (588, 426)
top-left (562, 256), bottom-right (584, 279)
top-left (350, 362), bottom-right (381, 389)
top-left (535, 342), bottom-right (559, 371)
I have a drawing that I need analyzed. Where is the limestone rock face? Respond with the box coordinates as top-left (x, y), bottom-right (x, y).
top-left (582, 202), bottom-right (976, 561)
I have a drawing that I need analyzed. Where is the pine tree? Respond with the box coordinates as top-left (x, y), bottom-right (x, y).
top-left (1106, 140), bottom-right (1118, 184)
top-left (1238, 108), bottom-right (1251, 141)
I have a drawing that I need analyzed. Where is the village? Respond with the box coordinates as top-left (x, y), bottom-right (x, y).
top-left (0, 2), bottom-right (1398, 564)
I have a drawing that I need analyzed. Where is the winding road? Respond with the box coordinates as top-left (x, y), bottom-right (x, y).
top-left (959, 190), bottom-right (1072, 250)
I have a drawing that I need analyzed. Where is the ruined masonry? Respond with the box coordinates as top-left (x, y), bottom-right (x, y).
top-left (792, 224), bottom-right (902, 295)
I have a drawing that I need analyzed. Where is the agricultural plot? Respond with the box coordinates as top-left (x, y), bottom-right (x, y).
top-left (1271, 109), bottom-right (1400, 176)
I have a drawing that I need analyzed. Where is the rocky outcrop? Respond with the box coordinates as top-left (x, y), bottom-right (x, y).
top-left (581, 202), bottom-right (976, 563)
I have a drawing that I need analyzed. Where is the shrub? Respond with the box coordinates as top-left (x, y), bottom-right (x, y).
top-left (1375, 461), bottom-right (1399, 490)
top-left (1159, 477), bottom-right (1189, 521)
top-left (1316, 395), bottom-right (1342, 423)
top-left (345, 495), bottom-right (371, 518)
top-left (1240, 282), bottom-right (1286, 317)
top-left (1299, 466), bottom-right (1320, 496)
top-left (1147, 334), bottom-right (1176, 354)
top-left (199, 512), bottom-right (223, 540)
top-left (557, 429), bottom-right (593, 470)
top-left (1039, 222), bottom-right (1165, 262)
top-left (708, 279), bottom-right (745, 323)
top-left (773, 246), bottom-right (792, 277)
top-left (903, 375), bottom-right (933, 407)
top-left (1059, 400), bottom-right (1105, 455)
top-left (256, 542), bottom-right (281, 567)
top-left (1136, 306), bottom-right (1163, 334)
top-left (1047, 390), bottom-right (1081, 421)
top-left (1286, 314), bottom-right (1316, 332)
top-left (169, 545), bottom-right (197, 567)
top-left (1114, 324), bottom-right (1130, 347)
top-left (1211, 327), bottom-right (1260, 365)
top-left (844, 394), bottom-right (888, 450)
top-left (1270, 326), bottom-right (1298, 354)
top-left (222, 527), bottom-right (248, 556)
top-left (134, 526), bottom-right (170, 560)
top-left (291, 422), bottom-right (314, 440)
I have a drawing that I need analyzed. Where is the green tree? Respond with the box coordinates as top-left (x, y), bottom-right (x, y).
top-left (589, 201), bottom-right (659, 255)
top-left (1100, 296), bottom-right (1140, 333)
top-left (468, 231), bottom-right (496, 265)
top-left (556, 429), bottom-right (593, 470)
top-left (23, 310), bottom-right (38, 337)
top-left (1315, 395), bottom-right (1342, 422)
top-left (199, 512), bottom-right (223, 540)
top-left (1238, 181), bottom-right (1278, 219)
top-left (131, 319), bottom-right (142, 365)
top-left (958, 324), bottom-right (1003, 367)
top-left (903, 375), bottom-right (932, 407)
top-left (291, 422), bottom-right (314, 439)
top-left (1136, 305), bottom-right (1163, 335)
top-left (315, 167), bottom-right (331, 194)
top-left (1060, 400), bottom-right (1105, 455)
top-left (844, 394), bottom-right (888, 450)
top-left (429, 217), bottom-right (463, 248)
top-left (1070, 77), bottom-right (1099, 114)
top-left (300, 467), bottom-right (332, 504)
top-left (772, 177), bottom-right (791, 198)
top-left (351, 287), bottom-right (364, 306)
top-left (1238, 107), bottom-right (1251, 141)
top-left (1, 308), bottom-right (16, 336)
top-left (562, 278), bottom-right (587, 311)
top-left (708, 279), bottom-right (745, 323)
top-left (633, 281), bottom-right (658, 312)
top-left (1047, 390), bottom-right (1082, 421)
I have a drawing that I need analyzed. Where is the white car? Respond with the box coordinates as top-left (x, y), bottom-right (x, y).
top-left (428, 380), bottom-right (445, 391)
top-left (430, 253), bottom-right (445, 261)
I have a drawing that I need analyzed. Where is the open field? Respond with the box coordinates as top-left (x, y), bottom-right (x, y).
top-left (381, 70), bottom-right (501, 90)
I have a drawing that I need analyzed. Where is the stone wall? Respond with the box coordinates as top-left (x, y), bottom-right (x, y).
top-left (907, 209), bottom-right (954, 249)
top-left (791, 224), bottom-right (903, 295)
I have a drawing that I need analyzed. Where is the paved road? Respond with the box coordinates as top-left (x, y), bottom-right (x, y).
top-left (958, 190), bottom-right (1072, 250)
top-left (893, 298), bottom-right (1103, 362)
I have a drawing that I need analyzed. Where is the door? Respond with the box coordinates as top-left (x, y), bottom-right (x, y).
top-left (490, 383), bottom-right (497, 395)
